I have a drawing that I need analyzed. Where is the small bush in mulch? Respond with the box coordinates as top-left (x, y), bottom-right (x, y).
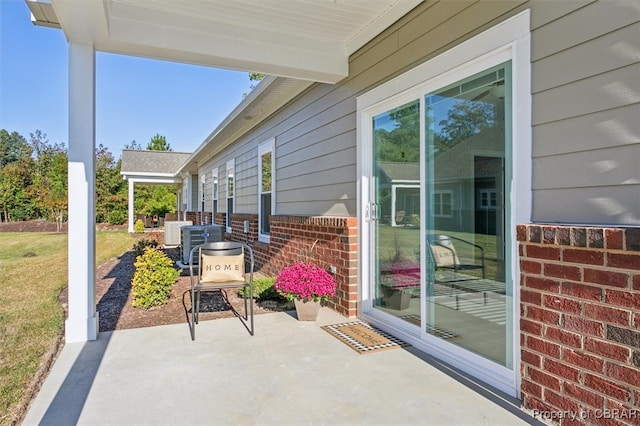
top-left (131, 247), bottom-right (179, 309)
top-left (237, 276), bottom-right (285, 302)
top-left (132, 238), bottom-right (159, 257)
top-left (134, 219), bottom-right (145, 233)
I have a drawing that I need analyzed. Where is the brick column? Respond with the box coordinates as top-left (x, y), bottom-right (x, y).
top-left (518, 224), bottom-right (640, 425)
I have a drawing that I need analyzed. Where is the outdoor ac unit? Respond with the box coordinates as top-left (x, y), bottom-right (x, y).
top-left (164, 221), bottom-right (192, 246)
top-left (180, 224), bottom-right (224, 264)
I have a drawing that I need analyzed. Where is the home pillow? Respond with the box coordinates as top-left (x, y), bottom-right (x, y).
top-left (200, 253), bottom-right (245, 282)
top-left (429, 245), bottom-right (460, 267)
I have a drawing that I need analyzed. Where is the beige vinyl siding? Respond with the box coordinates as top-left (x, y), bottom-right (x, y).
top-left (533, 186), bottom-right (640, 224)
top-left (235, 149), bottom-right (259, 213)
top-left (257, 0), bottom-right (529, 216)
top-left (224, 83), bottom-right (358, 216)
top-left (530, 0), bottom-right (640, 224)
top-left (531, 23), bottom-right (640, 92)
top-left (532, 105), bottom-right (639, 156)
top-left (533, 145), bottom-right (640, 188)
top-left (532, 65), bottom-right (640, 125)
top-left (530, 0), bottom-right (637, 61)
top-left (529, 0), bottom-right (595, 29)
top-left (200, 137), bottom-right (261, 215)
top-left (195, 0), bottom-right (637, 225)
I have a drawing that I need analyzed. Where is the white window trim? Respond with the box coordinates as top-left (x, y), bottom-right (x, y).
top-left (226, 159), bottom-right (235, 233)
top-left (212, 167), bottom-right (218, 220)
top-left (433, 189), bottom-right (454, 218)
top-left (200, 173), bottom-right (206, 222)
top-left (356, 10), bottom-right (531, 398)
top-left (183, 176), bottom-right (190, 211)
top-left (258, 138), bottom-right (275, 243)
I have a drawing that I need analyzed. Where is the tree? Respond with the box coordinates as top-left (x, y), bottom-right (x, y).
top-left (95, 144), bottom-right (128, 224)
top-left (435, 100), bottom-right (496, 151)
top-left (372, 102), bottom-right (421, 221)
top-left (374, 101), bottom-right (420, 163)
top-left (0, 160), bottom-right (32, 222)
top-left (249, 72), bottom-right (265, 89)
top-left (243, 72), bottom-right (266, 98)
top-left (146, 133), bottom-right (171, 151)
top-left (130, 134), bottom-right (177, 221)
top-left (0, 129), bottom-right (33, 221)
top-left (28, 131), bottom-right (68, 230)
top-left (125, 139), bottom-right (142, 150)
top-left (139, 185), bottom-right (177, 217)
top-left (40, 150), bottom-right (68, 231)
top-left (0, 129), bottom-right (31, 167)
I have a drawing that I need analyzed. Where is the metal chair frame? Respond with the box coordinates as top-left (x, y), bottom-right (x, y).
top-left (188, 241), bottom-right (254, 340)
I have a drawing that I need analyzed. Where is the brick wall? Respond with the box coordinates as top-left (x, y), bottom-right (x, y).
top-left (518, 224), bottom-right (640, 425)
top-left (221, 213), bottom-right (358, 318)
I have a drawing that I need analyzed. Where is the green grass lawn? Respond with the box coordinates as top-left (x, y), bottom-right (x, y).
top-left (0, 230), bottom-right (135, 426)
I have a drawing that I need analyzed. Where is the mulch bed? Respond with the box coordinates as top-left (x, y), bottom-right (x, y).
top-left (76, 247), bottom-right (292, 332)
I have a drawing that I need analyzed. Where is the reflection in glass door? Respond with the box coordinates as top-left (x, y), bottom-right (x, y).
top-left (424, 63), bottom-right (512, 367)
top-left (369, 62), bottom-right (513, 368)
top-left (371, 100), bottom-right (422, 321)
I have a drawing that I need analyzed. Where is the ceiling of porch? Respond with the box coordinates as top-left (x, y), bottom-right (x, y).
top-left (27, 0), bottom-right (422, 83)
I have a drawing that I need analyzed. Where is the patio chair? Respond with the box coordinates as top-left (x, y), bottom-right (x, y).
top-left (427, 234), bottom-right (485, 280)
top-left (188, 241), bottom-right (254, 340)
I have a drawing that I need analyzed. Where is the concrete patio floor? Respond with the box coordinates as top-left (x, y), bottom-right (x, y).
top-left (23, 308), bottom-right (539, 425)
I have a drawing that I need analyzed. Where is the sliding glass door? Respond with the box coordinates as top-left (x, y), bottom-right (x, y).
top-left (371, 100), bottom-right (421, 318)
top-left (367, 62), bottom-right (513, 368)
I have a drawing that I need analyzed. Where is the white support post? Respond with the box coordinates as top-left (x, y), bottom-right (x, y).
top-left (128, 179), bottom-right (135, 233)
top-left (66, 41), bottom-right (98, 342)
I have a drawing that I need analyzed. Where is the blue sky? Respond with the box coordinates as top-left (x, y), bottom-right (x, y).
top-left (0, 0), bottom-right (253, 156)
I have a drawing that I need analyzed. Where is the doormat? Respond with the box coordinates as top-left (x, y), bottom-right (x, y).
top-left (321, 321), bottom-right (409, 354)
top-left (399, 315), bottom-right (458, 340)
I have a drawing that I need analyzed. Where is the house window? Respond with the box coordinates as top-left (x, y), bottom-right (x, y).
top-left (212, 167), bottom-right (218, 221)
top-left (182, 184), bottom-right (189, 213)
top-left (226, 159), bottom-right (234, 233)
top-left (433, 190), bottom-right (453, 217)
top-left (200, 174), bottom-right (206, 224)
top-left (258, 139), bottom-right (275, 243)
top-left (478, 189), bottom-right (497, 209)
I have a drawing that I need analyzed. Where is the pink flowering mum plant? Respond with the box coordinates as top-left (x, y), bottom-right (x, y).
top-left (275, 263), bottom-right (337, 302)
top-left (380, 258), bottom-right (420, 290)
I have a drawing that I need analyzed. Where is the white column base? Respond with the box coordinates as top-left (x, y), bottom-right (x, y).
top-left (65, 313), bottom-right (99, 343)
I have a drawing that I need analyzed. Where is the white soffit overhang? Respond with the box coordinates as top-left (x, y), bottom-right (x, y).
top-left (27, 0), bottom-right (423, 83)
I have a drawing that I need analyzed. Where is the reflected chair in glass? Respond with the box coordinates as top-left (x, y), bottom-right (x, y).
top-left (188, 241), bottom-right (254, 340)
top-left (427, 234), bottom-right (485, 281)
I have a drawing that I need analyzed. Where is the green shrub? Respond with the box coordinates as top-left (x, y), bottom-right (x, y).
top-left (131, 247), bottom-right (179, 309)
top-left (134, 219), bottom-right (145, 233)
top-left (107, 210), bottom-right (127, 225)
top-left (133, 238), bottom-right (159, 257)
top-left (237, 276), bottom-right (283, 300)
